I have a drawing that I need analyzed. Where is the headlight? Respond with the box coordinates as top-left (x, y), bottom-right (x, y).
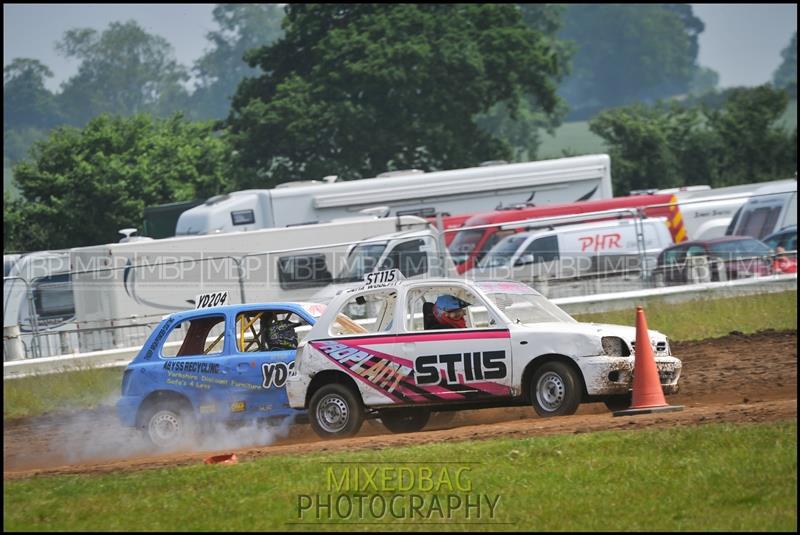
top-left (601, 336), bottom-right (630, 357)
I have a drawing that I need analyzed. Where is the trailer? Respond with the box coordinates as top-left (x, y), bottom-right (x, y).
top-left (175, 154), bottom-right (614, 235)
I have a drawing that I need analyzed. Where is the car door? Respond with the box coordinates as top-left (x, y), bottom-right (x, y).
top-left (662, 244), bottom-right (689, 284)
top-left (224, 306), bottom-right (315, 419)
top-left (155, 312), bottom-right (241, 420)
top-left (685, 245), bottom-right (709, 282)
top-left (306, 288), bottom-right (410, 407)
top-left (399, 284), bottom-right (514, 405)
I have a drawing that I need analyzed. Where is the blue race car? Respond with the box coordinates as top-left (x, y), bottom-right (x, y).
top-left (117, 300), bottom-right (327, 449)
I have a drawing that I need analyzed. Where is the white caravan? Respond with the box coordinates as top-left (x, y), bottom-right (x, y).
top-left (67, 215), bottom-right (451, 353)
top-left (725, 179), bottom-right (797, 239)
top-left (175, 154), bottom-right (614, 235)
top-left (3, 250), bottom-right (76, 360)
top-left (4, 216), bottom-right (451, 359)
top-left (672, 179), bottom-right (797, 241)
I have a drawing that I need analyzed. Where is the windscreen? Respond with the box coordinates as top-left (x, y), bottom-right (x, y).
top-left (478, 234), bottom-right (528, 268)
top-left (448, 229), bottom-right (484, 265)
top-left (337, 242), bottom-right (388, 282)
top-left (476, 281), bottom-right (576, 324)
top-left (709, 239), bottom-right (771, 259)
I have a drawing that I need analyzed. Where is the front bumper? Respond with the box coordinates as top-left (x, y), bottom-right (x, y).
top-left (579, 355), bottom-right (682, 396)
top-left (286, 373), bottom-right (312, 409)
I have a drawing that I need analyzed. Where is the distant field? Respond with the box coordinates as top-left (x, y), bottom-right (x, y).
top-left (537, 97), bottom-right (797, 159)
top-left (537, 120), bottom-right (606, 158)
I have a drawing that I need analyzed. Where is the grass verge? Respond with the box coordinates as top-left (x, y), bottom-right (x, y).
top-left (572, 290), bottom-right (797, 341)
top-left (3, 366), bottom-right (121, 420)
top-left (3, 421), bottom-right (796, 531)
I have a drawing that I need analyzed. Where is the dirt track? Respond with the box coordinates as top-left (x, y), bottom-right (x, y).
top-left (4, 330), bottom-right (797, 480)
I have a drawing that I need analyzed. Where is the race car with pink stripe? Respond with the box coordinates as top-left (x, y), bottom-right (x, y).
top-left (286, 271), bottom-right (682, 438)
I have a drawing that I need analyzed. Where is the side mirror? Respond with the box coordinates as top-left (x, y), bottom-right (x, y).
top-left (515, 254), bottom-right (535, 266)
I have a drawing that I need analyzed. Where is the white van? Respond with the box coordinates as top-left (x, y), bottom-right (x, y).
top-left (468, 217), bottom-right (674, 282)
top-left (726, 179), bottom-right (797, 240)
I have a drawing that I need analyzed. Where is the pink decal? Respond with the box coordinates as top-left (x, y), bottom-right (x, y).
top-left (327, 331), bottom-right (509, 347)
top-left (468, 381), bottom-right (512, 397)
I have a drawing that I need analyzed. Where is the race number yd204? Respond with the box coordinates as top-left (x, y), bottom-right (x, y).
top-left (195, 291), bottom-right (228, 309)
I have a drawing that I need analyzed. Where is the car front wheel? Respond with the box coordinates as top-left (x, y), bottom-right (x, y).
top-left (530, 361), bottom-right (582, 417)
top-left (309, 383), bottom-right (364, 439)
top-left (379, 409), bottom-right (430, 433)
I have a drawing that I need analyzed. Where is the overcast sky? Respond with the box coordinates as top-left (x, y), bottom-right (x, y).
top-left (3, 3), bottom-right (798, 92)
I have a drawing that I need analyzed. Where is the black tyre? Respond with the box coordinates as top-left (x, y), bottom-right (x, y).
top-left (603, 392), bottom-right (633, 412)
top-left (429, 411), bottom-right (457, 427)
top-left (379, 409), bottom-right (431, 433)
top-left (309, 383), bottom-right (364, 439)
top-left (530, 361), bottom-right (582, 417)
top-left (141, 400), bottom-right (196, 450)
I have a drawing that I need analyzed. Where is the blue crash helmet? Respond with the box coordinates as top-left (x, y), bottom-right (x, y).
top-left (434, 294), bottom-right (471, 311)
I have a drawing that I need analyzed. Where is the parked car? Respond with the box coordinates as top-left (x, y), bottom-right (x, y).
top-left (763, 226), bottom-right (797, 274)
top-left (653, 237), bottom-right (773, 285)
top-left (762, 225), bottom-right (797, 252)
top-left (286, 271), bottom-right (683, 438)
top-left (116, 297), bottom-right (327, 449)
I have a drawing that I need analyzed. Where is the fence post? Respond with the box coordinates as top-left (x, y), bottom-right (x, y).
top-left (3, 325), bottom-right (26, 361)
top-left (234, 257), bottom-right (247, 304)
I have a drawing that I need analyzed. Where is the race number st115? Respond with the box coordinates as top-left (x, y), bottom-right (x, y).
top-left (363, 269), bottom-right (405, 286)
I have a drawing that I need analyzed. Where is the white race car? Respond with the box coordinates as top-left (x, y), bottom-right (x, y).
top-left (286, 271), bottom-right (682, 438)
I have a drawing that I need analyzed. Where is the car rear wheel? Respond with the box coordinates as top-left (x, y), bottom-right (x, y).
top-left (309, 383), bottom-right (364, 439)
top-left (530, 361), bottom-right (582, 417)
top-left (379, 409), bottom-right (431, 433)
top-left (142, 402), bottom-right (196, 450)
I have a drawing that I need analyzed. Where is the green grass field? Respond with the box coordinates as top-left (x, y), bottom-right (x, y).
top-left (3, 421), bottom-right (796, 531)
top-left (3, 366), bottom-right (121, 420)
top-left (572, 290), bottom-right (798, 341)
top-left (3, 291), bottom-right (796, 421)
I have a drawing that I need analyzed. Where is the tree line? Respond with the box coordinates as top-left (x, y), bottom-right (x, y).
top-left (3, 4), bottom-right (797, 251)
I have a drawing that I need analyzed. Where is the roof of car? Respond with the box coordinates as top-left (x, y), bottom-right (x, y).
top-left (164, 301), bottom-right (324, 322)
top-left (764, 225), bottom-right (796, 239)
top-left (663, 235), bottom-right (763, 249)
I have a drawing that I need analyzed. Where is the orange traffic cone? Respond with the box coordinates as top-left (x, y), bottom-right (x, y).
top-left (613, 306), bottom-right (683, 416)
top-left (204, 453), bottom-right (238, 465)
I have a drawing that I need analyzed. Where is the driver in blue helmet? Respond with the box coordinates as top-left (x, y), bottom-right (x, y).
top-left (427, 294), bottom-right (471, 330)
